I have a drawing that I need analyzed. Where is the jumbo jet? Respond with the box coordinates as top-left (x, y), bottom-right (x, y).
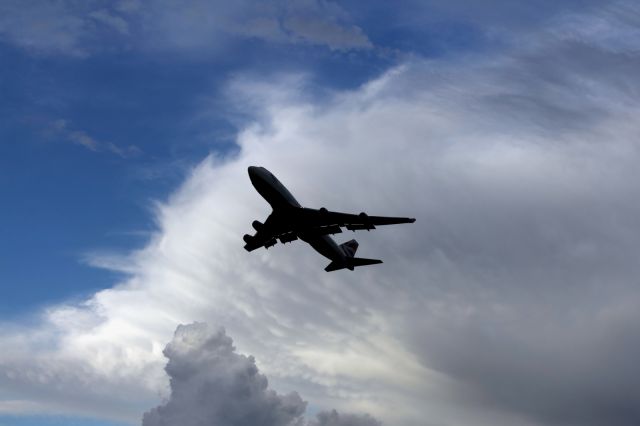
top-left (244, 166), bottom-right (415, 271)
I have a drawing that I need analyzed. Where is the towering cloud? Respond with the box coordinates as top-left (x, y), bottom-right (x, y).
top-left (142, 323), bottom-right (379, 426)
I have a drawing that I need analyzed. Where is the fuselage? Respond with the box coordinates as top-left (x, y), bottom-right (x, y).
top-left (248, 166), bottom-right (347, 263)
top-left (248, 166), bottom-right (301, 208)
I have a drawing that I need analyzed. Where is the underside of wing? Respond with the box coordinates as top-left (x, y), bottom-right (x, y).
top-left (244, 208), bottom-right (415, 251)
top-left (243, 214), bottom-right (282, 251)
top-left (244, 224), bottom-right (343, 251)
top-left (243, 231), bottom-right (277, 251)
top-left (243, 211), bottom-right (303, 251)
top-left (296, 207), bottom-right (415, 231)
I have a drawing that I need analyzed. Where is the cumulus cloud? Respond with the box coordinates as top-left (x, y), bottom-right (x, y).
top-left (142, 323), bottom-right (308, 426)
top-left (142, 323), bottom-right (380, 426)
top-left (1, 2), bottom-right (640, 426)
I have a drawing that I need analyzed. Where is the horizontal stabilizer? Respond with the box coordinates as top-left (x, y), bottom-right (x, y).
top-left (350, 257), bottom-right (383, 267)
top-left (324, 257), bottom-right (383, 272)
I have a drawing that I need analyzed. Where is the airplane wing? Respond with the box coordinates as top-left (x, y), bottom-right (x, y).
top-left (243, 211), bottom-right (274, 251)
top-left (243, 230), bottom-right (276, 252)
top-left (243, 212), bottom-right (304, 252)
top-left (295, 207), bottom-right (416, 231)
top-left (244, 208), bottom-right (415, 251)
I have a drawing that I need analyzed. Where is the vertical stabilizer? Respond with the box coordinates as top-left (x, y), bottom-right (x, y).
top-left (339, 239), bottom-right (359, 257)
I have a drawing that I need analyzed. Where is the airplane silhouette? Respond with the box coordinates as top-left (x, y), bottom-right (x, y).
top-left (244, 166), bottom-right (415, 271)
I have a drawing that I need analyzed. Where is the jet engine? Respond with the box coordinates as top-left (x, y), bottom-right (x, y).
top-left (345, 212), bottom-right (375, 231)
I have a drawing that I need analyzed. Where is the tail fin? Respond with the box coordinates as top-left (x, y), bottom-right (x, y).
top-left (324, 257), bottom-right (383, 272)
top-left (326, 239), bottom-right (381, 271)
top-left (339, 239), bottom-right (359, 257)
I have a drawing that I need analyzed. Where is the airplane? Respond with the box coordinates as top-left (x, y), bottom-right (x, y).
top-left (243, 166), bottom-right (416, 272)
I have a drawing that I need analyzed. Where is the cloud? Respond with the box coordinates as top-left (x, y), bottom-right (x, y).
top-left (89, 9), bottom-right (130, 36)
top-left (276, 0), bottom-right (371, 50)
top-left (50, 119), bottom-right (142, 158)
top-left (309, 410), bottom-right (381, 426)
top-left (142, 323), bottom-right (307, 426)
top-left (131, 0), bottom-right (373, 51)
top-left (0, 0), bottom-right (371, 55)
top-left (1, 2), bottom-right (640, 426)
top-left (0, 0), bottom-right (89, 56)
top-left (68, 129), bottom-right (100, 152)
top-left (142, 323), bottom-right (379, 426)
top-left (399, 0), bottom-right (603, 31)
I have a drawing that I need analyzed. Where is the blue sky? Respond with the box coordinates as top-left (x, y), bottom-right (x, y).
top-left (0, 1), bottom-right (489, 316)
top-left (2, 1), bottom-right (640, 426)
top-left (0, 416), bottom-right (129, 426)
top-left (1, 3), bottom-right (485, 423)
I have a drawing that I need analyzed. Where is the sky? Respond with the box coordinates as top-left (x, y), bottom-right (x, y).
top-left (1, 1), bottom-right (640, 425)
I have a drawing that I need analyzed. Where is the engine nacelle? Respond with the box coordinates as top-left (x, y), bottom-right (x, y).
top-left (252, 220), bottom-right (264, 231)
top-left (243, 234), bottom-right (254, 244)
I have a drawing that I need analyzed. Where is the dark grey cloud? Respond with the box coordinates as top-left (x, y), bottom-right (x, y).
top-left (386, 6), bottom-right (640, 425)
top-left (410, 306), bottom-right (640, 426)
top-left (142, 323), bottom-right (381, 426)
top-left (310, 410), bottom-right (381, 426)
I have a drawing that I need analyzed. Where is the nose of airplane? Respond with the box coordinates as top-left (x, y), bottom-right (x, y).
top-left (248, 166), bottom-right (263, 184)
top-left (248, 166), bottom-right (260, 178)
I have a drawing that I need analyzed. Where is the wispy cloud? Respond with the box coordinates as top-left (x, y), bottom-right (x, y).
top-left (0, 0), bottom-right (89, 56)
top-left (50, 119), bottom-right (141, 158)
top-left (0, 0), bottom-right (372, 56)
top-left (89, 9), bottom-right (130, 36)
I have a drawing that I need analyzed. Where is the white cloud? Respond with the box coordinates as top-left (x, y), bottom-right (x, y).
top-left (142, 323), bottom-right (379, 426)
top-left (89, 9), bottom-right (130, 35)
top-left (49, 119), bottom-right (142, 158)
top-left (0, 0), bottom-right (89, 56)
top-left (1, 3), bottom-right (640, 426)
